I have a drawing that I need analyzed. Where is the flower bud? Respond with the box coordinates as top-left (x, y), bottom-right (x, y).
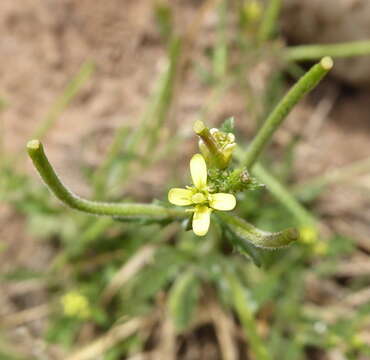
top-left (207, 128), bottom-right (236, 166)
top-left (194, 121), bottom-right (236, 169)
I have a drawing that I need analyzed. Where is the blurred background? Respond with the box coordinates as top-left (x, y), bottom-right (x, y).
top-left (1, 0), bottom-right (370, 359)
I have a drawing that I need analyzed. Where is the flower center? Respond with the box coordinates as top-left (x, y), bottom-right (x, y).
top-left (192, 192), bottom-right (206, 204)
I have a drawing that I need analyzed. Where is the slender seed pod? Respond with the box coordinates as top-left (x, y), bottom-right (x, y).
top-left (27, 140), bottom-right (186, 220)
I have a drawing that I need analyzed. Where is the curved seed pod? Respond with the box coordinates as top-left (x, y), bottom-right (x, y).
top-left (243, 57), bottom-right (333, 169)
top-left (219, 213), bottom-right (299, 249)
top-left (27, 140), bottom-right (186, 220)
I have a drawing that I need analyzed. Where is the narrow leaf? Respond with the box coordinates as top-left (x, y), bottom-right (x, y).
top-left (168, 271), bottom-right (200, 331)
top-left (220, 117), bottom-right (235, 133)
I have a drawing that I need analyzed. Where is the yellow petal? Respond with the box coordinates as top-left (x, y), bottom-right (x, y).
top-left (168, 188), bottom-right (192, 206)
top-left (190, 154), bottom-right (207, 190)
top-left (192, 205), bottom-right (212, 236)
top-left (209, 193), bottom-right (236, 211)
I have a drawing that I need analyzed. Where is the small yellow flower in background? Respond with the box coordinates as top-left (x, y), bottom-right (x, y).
top-left (350, 334), bottom-right (364, 349)
top-left (313, 242), bottom-right (328, 256)
top-left (243, 0), bottom-right (262, 24)
top-left (168, 154), bottom-right (236, 236)
top-left (299, 226), bottom-right (328, 256)
top-left (299, 226), bottom-right (318, 244)
top-left (61, 291), bottom-right (91, 320)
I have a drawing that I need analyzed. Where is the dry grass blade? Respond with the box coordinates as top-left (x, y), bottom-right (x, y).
top-left (334, 258), bottom-right (370, 277)
top-left (66, 318), bottom-right (143, 360)
top-left (303, 304), bottom-right (354, 323)
top-left (209, 301), bottom-right (238, 360)
top-left (332, 219), bottom-right (370, 252)
top-left (156, 314), bottom-right (176, 360)
top-left (126, 354), bottom-right (149, 360)
top-left (305, 90), bottom-right (337, 141)
top-left (343, 287), bottom-right (370, 308)
top-left (101, 245), bottom-right (158, 304)
top-left (327, 349), bottom-right (347, 360)
top-left (3, 279), bottom-right (45, 297)
top-left (0, 303), bottom-right (50, 328)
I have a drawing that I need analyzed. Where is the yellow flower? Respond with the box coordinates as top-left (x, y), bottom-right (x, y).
top-left (313, 242), bottom-right (328, 256)
top-left (61, 291), bottom-right (91, 320)
top-left (299, 226), bottom-right (318, 244)
top-left (243, 0), bottom-right (262, 24)
top-left (168, 154), bottom-right (236, 236)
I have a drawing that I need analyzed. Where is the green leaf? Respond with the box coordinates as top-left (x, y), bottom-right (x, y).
top-left (220, 116), bottom-right (234, 133)
top-left (227, 272), bottom-right (271, 360)
top-left (122, 247), bottom-right (189, 307)
top-left (226, 228), bottom-right (263, 267)
top-left (45, 316), bottom-right (81, 348)
top-left (168, 271), bottom-right (200, 331)
top-left (154, 2), bottom-right (173, 41)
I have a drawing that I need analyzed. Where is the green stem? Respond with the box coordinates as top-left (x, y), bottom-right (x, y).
top-left (27, 140), bottom-right (186, 220)
top-left (243, 57), bottom-right (333, 169)
top-left (213, 0), bottom-right (228, 79)
top-left (285, 40), bottom-right (370, 62)
top-left (257, 0), bottom-right (281, 43)
top-left (252, 163), bottom-right (316, 226)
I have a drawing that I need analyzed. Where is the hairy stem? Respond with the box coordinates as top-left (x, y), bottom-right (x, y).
top-left (27, 140), bottom-right (186, 220)
top-left (285, 40), bottom-right (370, 62)
top-left (243, 57), bottom-right (333, 169)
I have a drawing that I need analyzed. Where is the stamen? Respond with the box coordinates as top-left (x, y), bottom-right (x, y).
top-left (192, 192), bottom-right (206, 204)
